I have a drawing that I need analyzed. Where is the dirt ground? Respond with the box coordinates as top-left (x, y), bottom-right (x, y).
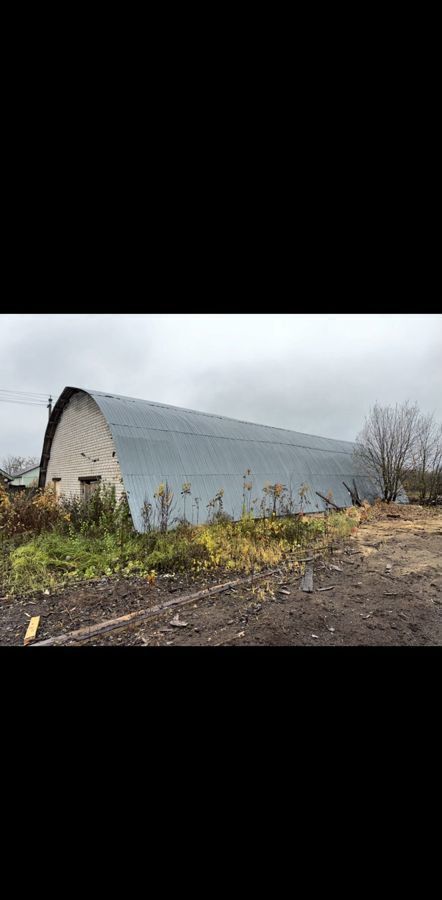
top-left (1, 505), bottom-right (441, 646)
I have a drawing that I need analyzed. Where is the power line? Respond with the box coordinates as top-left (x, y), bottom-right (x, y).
top-left (0, 394), bottom-right (48, 403)
top-left (0, 397), bottom-right (48, 405)
top-left (0, 389), bottom-right (54, 422)
top-left (0, 398), bottom-right (48, 407)
top-left (0, 388), bottom-right (51, 399)
top-left (0, 388), bottom-right (54, 421)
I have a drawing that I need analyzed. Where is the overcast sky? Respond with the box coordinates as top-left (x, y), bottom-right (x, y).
top-left (1, 314), bottom-right (441, 461)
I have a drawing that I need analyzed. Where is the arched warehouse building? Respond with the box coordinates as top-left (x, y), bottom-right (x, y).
top-left (39, 386), bottom-right (380, 530)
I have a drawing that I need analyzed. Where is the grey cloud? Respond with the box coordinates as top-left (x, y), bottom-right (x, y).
top-left (0, 313), bottom-right (441, 460)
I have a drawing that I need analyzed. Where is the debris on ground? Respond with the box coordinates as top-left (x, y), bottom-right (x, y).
top-left (24, 616), bottom-right (40, 645)
top-left (301, 565), bottom-right (314, 593)
top-left (0, 503), bottom-right (441, 647)
top-left (169, 614), bottom-right (189, 628)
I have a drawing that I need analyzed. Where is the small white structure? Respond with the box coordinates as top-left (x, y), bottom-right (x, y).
top-left (10, 465), bottom-right (40, 487)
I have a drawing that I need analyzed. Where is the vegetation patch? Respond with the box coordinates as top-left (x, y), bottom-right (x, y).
top-left (0, 481), bottom-right (359, 598)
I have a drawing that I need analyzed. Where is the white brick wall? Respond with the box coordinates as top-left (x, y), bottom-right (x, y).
top-left (45, 391), bottom-right (124, 500)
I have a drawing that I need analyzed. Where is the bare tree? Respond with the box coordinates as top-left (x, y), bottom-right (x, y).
top-left (354, 402), bottom-right (421, 502)
top-left (1, 455), bottom-right (39, 477)
top-left (407, 413), bottom-right (442, 503)
top-left (427, 426), bottom-right (442, 502)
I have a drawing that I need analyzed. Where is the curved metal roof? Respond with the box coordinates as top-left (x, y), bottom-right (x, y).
top-left (40, 386), bottom-right (383, 530)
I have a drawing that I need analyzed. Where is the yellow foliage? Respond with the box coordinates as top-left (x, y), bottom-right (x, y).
top-left (0, 485), bottom-right (67, 536)
top-left (32, 486), bottom-right (59, 513)
top-left (195, 520), bottom-right (290, 574)
top-left (0, 485), bottom-right (11, 517)
top-left (344, 506), bottom-right (361, 521)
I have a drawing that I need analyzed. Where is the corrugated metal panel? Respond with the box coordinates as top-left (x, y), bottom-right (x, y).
top-left (80, 387), bottom-right (388, 531)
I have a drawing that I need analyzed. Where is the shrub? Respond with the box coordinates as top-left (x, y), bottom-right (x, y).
top-left (8, 542), bottom-right (55, 593)
top-left (0, 474), bottom-right (363, 598)
top-left (60, 485), bottom-right (131, 536)
top-left (0, 483), bottom-right (69, 536)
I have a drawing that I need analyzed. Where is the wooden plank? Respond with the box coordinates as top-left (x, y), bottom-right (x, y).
top-left (343, 481), bottom-right (356, 503)
top-left (32, 542), bottom-right (336, 648)
top-left (315, 491), bottom-right (340, 510)
top-left (32, 567), bottom-right (284, 647)
top-left (342, 481), bottom-right (362, 507)
top-left (301, 565), bottom-right (314, 592)
top-left (24, 616), bottom-right (40, 645)
top-left (352, 479), bottom-right (361, 505)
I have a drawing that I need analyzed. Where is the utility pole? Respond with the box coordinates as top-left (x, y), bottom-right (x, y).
top-left (47, 396), bottom-right (53, 419)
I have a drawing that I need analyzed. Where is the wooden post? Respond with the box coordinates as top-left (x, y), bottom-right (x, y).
top-left (315, 491), bottom-right (340, 510)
